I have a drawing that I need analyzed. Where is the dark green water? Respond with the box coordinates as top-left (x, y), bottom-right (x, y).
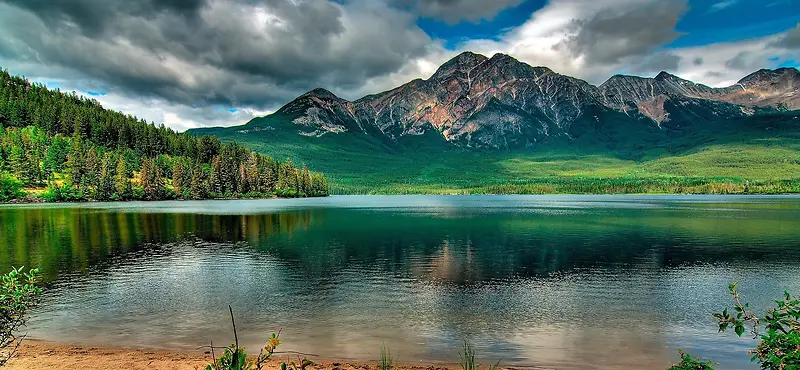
top-left (2, 195), bottom-right (800, 369)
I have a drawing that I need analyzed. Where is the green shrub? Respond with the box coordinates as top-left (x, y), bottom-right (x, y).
top-left (40, 183), bottom-right (87, 202)
top-left (713, 283), bottom-right (800, 369)
top-left (667, 350), bottom-right (716, 370)
top-left (131, 186), bottom-right (145, 200)
top-left (0, 172), bottom-right (25, 202)
top-left (0, 267), bottom-right (42, 366)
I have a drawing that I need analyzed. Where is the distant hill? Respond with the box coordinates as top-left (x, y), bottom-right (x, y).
top-left (189, 52), bottom-right (800, 194)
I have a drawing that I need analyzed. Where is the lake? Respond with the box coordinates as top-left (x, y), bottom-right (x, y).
top-left (2, 195), bottom-right (800, 369)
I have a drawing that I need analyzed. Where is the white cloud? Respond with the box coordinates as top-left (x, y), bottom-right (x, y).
top-left (709, 0), bottom-right (739, 12)
top-left (440, 0), bottom-right (797, 87)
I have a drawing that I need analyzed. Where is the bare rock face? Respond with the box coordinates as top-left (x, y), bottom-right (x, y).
top-left (267, 52), bottom-right (800, 149)
top-left (720, 68), bottom-right (800, 109)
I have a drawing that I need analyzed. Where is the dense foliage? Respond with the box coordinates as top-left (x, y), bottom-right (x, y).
top-left (713, 283), bottom-right (800, 369)
top-left (0, 69), bottom-right (328, 202)
top-left (0, 267), bottom-right (42, 366)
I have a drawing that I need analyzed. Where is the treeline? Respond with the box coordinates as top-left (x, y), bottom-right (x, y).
top-left (0, 69), bottom-right (328, 202)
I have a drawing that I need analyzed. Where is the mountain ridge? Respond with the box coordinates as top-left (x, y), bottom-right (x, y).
top-left (210, 51), bottom-right (799, 150)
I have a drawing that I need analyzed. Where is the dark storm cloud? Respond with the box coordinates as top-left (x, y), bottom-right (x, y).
top-left (4, 0), bottom-right (206, 36)
top-left (559, 1), bottom-right (687, 65)
top-left (769, 23), bottom-right (800, 49)
top-left (394, 0), bottom-right (524, 24)
top-left (0, 0), bottom-right (433, 111)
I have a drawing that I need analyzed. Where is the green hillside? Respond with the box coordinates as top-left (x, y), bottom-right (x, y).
top-left (191, 111), bottom-right (800, 195)
top-left (0, 69), bottom-right (329, 203)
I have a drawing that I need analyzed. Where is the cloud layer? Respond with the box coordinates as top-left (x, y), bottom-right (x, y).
top-left (0, 0), bottom-right (798, 131)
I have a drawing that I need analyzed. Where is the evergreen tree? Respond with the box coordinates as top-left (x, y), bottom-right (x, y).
top-left (8, 145), bottom-right (27, 184)
top-left (210, 156), bottom-right (222, 195)
top-left (84, 146), bottom-right (100, 187)
top-left (66, 134), bottom-right (85, 185)
top-left (140, 157), bottom-right (165, 200)
top-left (96, 153), bottom-right (116, 200)
top-left (115, 157), bottom-right (132, 199)
top-left (244, 153), bottom-right (259, 194)
top-left (25, 148), bottom-right (44, 186)
top-left (44, 135), bottom-right (69, 173)
top-left (257, 156), bottom-right (276, 194)
top-left (190, 161), bottom-right (207, 200)
top-left (300, 166), bottom-right (312, 196)
top-left (172, 160), bottom-right (186, 198)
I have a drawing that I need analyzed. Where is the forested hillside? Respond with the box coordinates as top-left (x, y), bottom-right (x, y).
top-left (0, 69), bottom-right (328, 202)
top-left (191, 53), bottom-right (800, 195)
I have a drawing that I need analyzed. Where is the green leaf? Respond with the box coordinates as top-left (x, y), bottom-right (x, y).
top-left (735, 324), bottom-right (745, 337)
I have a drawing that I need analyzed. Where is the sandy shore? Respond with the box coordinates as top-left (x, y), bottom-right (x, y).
top-left (6, 340), bottom-right (487, 370)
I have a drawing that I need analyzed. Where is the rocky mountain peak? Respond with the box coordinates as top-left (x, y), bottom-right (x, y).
top-left (738, 67), bottom-right (800, 84)
top-left (301, 87), bottom-right (345, 101)
top-left (430, 51), bottom-right (489, 80)
top-left (654, 71), bottom-right (678, 81)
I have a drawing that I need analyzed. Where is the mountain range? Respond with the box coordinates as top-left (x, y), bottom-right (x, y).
top-left (210, 51), bottom-right (799, 150)
top-left (190, 52), bottom-right (800, 193)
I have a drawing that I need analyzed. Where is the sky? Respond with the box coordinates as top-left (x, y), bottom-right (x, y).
top-left (0, 0), bottom-right (798, 132)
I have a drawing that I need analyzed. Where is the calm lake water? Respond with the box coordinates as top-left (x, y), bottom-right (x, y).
top-left (2, 195), bottom-right (800, 369)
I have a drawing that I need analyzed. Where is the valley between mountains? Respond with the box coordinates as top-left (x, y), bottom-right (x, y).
top-left (190, 52), bottom-right (800, 194)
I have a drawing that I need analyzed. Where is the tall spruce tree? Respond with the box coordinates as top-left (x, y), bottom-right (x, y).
top-left (96, 153), bottom-right (116, 200)
top-left (115, 157), bottom-right (132, 199)
top-left (84, 146), bottom-right (100, 187)
top-left (172, 160), bottom-right (186, 198)
top-left (190, 161), bottom-right (207, 200)
top-left (210, 156), bottom-right (222, 195)
top-left (66, 134), bottom-right (85, 185)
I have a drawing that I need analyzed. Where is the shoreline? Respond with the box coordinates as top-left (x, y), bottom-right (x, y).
top-left (4, 192), bottom-right (800, 205)
top-left (6, 340), bottom-right (556, 370)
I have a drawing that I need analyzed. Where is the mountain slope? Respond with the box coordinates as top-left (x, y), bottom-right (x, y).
top-left (190, 52), bottom-right (800, 194)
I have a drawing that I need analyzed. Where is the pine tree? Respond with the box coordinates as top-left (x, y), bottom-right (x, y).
top-left (300, 166), bottom-right (312, 196)
top-left (190, 161), bottom-right (207, 200)
top-left (140, 157), bottom-right (165, 200)
top-left (26, 149), bottom-right (44, 186)
top-left (96, 153), bottom-right (116, 200)
top-left (245, 153), bottom-right (259, 194)
top-left (115, 157), bottom-right (132, 199)
top-left (258, 156), bottom-right (276, 194)
top-left (172, 160), bottom-right (186, 198)
top-left (84, 146), bottom-right (100, 187)
top-left (44, 135), bottom-right (69, 173)
top-left (66, 134), bottom-right (85, 185)
top-left (210, 156), bottom-right (222, 196)
top-left (8, 145), bottom-right (27, 184)
top-left (139, 158), bottom-right (152, 199)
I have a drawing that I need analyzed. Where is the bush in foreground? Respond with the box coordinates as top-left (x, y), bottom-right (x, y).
top-left (667, 350), bottom-right (716, 370)
top-left (713, 282), bottom-right (800, 369)
top-left (0, 267), bottom-right (42, 366)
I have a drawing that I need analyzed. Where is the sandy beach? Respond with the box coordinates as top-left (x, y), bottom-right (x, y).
top-left (5, 340), bottom-right (489, 370)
